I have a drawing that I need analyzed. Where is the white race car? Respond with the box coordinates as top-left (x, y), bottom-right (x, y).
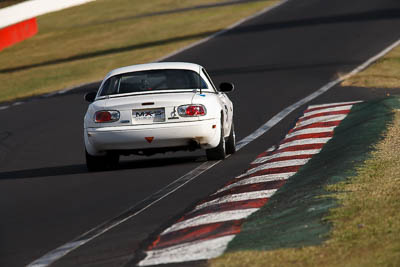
top-left (84, 62), bottom-right (235, 171)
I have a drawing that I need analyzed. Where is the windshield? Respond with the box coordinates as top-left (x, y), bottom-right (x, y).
top-left (99, 69), bottom-right (208, 96)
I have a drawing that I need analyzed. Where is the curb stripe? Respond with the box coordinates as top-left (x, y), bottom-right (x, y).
top-left (303, 105), bottom-right (353, 116)
top-left (237, 158), bottom-right (310, 178)
top-left (290, 121), bottom-right (342, 133)
top-left (138, 235), bottom-right (236, 266)
top-left (235, 165), bottom-right (302, 181)
top-left (252, 150), bottom-right (321, 164)
top-left (229, 171), bottom-right (295, 185)
top-left (194, 188), bottom-right (278, 212)
top-left (162, 209), bottom-right (259, 235)
top-left (255, 146), bottom-right (276, 159)
top-left (186, 199), bottom-right (269, 221)
top-left (151, 220), bottom-right (243, 250)
top-left (295, 115), bottom-right (347, 128)
top-left (252, 154), bottom-right (314, 166)
top-left (297, 110), bottom-right (350, 123)
top-left (217, 173), bottom-right (295, 193)
top-left (278, 137), bottom-right (332, 149)
top-left (307, 101), bottom-right (362, 110)
top-left (285, 127), bottom-right (336, 139)
top-left (281, 132), bottom-right (333, 144)
top-left (273, 143), bottom-right (326, 153)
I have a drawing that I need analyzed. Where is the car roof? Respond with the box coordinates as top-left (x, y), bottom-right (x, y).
top-left (103, 62), bottom-right (204, 80)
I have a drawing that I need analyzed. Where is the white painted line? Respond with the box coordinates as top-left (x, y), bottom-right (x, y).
top-left (12, 101), bottom-right (23, 106)
top-left (307, 100), bottom-right (362, 110)
top-left (216, 173), bottom-right (295, 194)
top-left (162, 208), bottom-right (258, 235)
top-left (57, 89), bottom-right (71, 94)
top-left (278, 137), bottom-right (332, 150)
top-left (193, 189), bottom-right (277, 212)
top-left (237, 158), bottom-right (310, 178)
top-left (138, 235), bottom-right (236, 266)
top-left (294, 115), bottom-right (348, 128)
top-left (27, 240), bottom-right (89, 267)
top-left (0, 106), bottom-right (10, 110)
top-left (285, 127), bottom-right (336, 139)
top-left (252, 150), bottom-right (321, 164)
top-left (43, 92), bottom-right (58, 97)
top-left (302, 105), bottom-right (353, 117)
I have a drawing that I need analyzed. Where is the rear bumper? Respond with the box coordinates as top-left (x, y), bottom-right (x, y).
top-left (84, 119), bottom-right (220, 155)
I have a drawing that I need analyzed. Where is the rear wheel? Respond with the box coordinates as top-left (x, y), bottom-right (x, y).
top-left (225, 123), bottom-right (236, 155)
top-left (86, 150), bottom-right (106, 172)
top-left (206, 123), bottom-right (226, 160)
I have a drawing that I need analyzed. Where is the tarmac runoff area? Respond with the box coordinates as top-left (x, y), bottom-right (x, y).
top-left (137, 100), bottom-right (361, 266)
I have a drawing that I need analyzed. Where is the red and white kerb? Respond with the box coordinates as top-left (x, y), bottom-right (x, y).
top-left (138, 101), bottom-right (360, 266)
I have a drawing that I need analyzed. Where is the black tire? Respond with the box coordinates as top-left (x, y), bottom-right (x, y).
top-left (85, 150), bottom-right (119, 171)
top-left (206, 123), bottom-right (226, 160)
top-left (225, 123), bottom-right (236, 155)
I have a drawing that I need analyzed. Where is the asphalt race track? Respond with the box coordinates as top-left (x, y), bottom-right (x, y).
top-left (1, 0), bottom-right (400, 266)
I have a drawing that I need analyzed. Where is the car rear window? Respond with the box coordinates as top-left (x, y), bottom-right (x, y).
top-left (99, 69), bottom-right (208, 96)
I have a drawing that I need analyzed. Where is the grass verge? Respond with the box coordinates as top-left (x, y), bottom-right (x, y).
top-left (0, 0), bottom-right (28, 9)
top-left (0, 0), bottom-right (278, 103)
top-left (342, 43), bottom-right (400, 88)
top-left (210, 98), bottom-right (400, 266)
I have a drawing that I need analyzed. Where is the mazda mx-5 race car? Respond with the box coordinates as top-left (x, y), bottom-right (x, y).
top-left (83, 62), bottom-right (235, 171)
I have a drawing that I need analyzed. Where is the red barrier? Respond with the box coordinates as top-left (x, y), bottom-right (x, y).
top-left (0, 17), bottom-right (38, 51)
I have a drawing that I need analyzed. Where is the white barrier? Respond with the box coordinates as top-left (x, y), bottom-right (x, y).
top-left (0, 0), bottom-right (95, 29)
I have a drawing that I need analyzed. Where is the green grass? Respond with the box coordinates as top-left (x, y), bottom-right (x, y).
top-left (0, 0), bottom-right (278, 103)
top-left (342, 44), bottom-right (400, 89)
top-left (210, 98), bottom-right (400, 266)
top-left (0, 0), bottom-right (27, 8)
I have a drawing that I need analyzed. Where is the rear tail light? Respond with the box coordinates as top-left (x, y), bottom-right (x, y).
top-left (95, 110), bottom-right (120, 123)
top-left (178, 104), bottom-right (206, 117)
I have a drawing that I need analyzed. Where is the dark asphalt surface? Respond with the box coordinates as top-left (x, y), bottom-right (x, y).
top-left (1, 0), bottom-right (400, 266)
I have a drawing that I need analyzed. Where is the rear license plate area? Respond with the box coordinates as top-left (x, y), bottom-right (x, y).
top-left (132, 108), bottom-right (165, 124)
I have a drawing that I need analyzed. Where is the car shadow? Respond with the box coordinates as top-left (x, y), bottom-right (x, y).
top-left (0, 155), bottom-right (205, 180)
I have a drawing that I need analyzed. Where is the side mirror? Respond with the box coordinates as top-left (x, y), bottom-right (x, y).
top-left (219, 82), bottom-right (234, 93)
top-left (84, 92), bottom-right (97, 103)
